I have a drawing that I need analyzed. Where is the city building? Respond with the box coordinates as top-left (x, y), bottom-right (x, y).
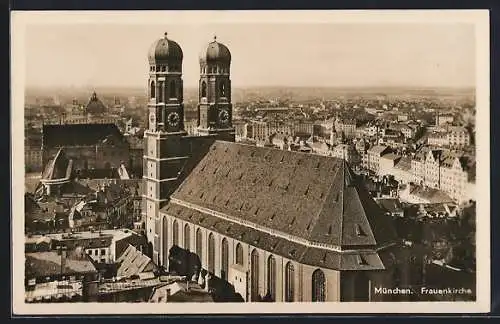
top-left (25, 145), bottom-right (43, 172)
top-left (379, 153), bottom-right (402, 177)
top-left (24, 248), bottom-right (99, 303)
top-left (435, 113), bottom-right (454, 126)
top-left (332, 143), bottom-right (361, 166)
top-left (42, 123), bottom-right (131, 172)
top-left (365, 145), bottom-right (391, 174)
top-left (446, 126), bottom-right (471, 148)
top-left (25, 229), bottom-right (147, 265)
top-left (335, 118), bottom-right (357, 139)
top-left (427, 131), bottom-right (448, 147)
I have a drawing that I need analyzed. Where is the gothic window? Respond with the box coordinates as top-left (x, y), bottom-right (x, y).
top-left (150, 81), bottom-right (155, 98)
top-left (158, 81), bottom-right (164, 103)
top-left (162, 217), bottom-right (168, 267)
top-left (219, 82), bottom-right (226, 97)
top-left (201, 81), bottom-right (207, 98)
top-left (251, 249), bottom-right (260, 301)
top-left (285, 262), bottom-right (295, 302)
top-left (267, 255), bottom-right (276, 301)
top-left (235, 243), bottom-right (243, 265)
top-left (169, 80), bottom-right (176, 98)
top-left (172, 220), bottom-right (179, 246)
top-left (312, 269), bottom-right (326, 302)
top-left (184, 224), bottom-right (190, 250)
top-left (208, 233), bottom-right (215, 274)
top-left (196, 228), bottom-right (203, 260)
top-left (221, 238), bottom-right (229, 280)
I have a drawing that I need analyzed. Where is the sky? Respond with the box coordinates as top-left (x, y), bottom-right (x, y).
top-left (24, 23), bottom-right (476, 89)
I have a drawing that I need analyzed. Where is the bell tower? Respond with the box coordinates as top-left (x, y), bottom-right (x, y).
top-left (197, 36), bottom-right (235, 142)
top-left (143, 32), bottom-right (187, 266)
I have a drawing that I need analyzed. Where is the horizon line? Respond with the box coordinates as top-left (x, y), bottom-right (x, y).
top-left (25, 84), bottom-right (476, 91)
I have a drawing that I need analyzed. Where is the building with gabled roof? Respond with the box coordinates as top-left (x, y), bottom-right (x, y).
top-left (158, 141), bottom-right (398, 302)
top-left (138, 32), bottom-right (403, 303)
top-left (41, 123), bottom-right (130, 174)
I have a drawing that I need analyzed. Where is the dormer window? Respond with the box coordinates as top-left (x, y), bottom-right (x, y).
top-left (356, 255), bottom-right (369, 266)
top-left (355, 224), bottom-right (366, 236)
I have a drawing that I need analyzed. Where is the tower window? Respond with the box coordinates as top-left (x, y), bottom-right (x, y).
top-left (219, 82), bottom-right (226, 97)
top-left (169, 80), bottom-right (176, 98)
top-left (201, 81), bottom-right (207, 98)
top-left (161, 65), bottom-right (166, 72)
top-left (150, 81), bottom-right (155, 99)
top-left (158, 81), bottom-right (164, 102)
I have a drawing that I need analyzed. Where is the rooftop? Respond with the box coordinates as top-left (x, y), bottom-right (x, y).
top-left (42, 123), bottom-right (124, 148)
top-left (116, 245), bottom-right (158, 278)
top-left (25, 250), bottom-right (97, 278)
top-left (162, 141), bottom-right (397, 270)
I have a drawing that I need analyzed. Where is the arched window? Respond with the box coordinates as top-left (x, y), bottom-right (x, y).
top-left (251, 249), bottom-right (260, 301)
top-left (221, 238), bottom-right (229, 280)
top-left (219, 82), bottom-right (226, 97)
top-left (169, 80), bottom-right (176, 98)
top-left (162, 217), bottom-right (168, 267)
top-left (184, 224), bottom-right (190, 250)
top-left (267, 255), bottom-right (276, 301)
top-left (196, 228), bottom-right (203, 260)
top-left (285, 262), bottom-right (295, 302)
top-left (172, 220), bottom-right (179, 246)
top-left (201, 81), bottom-right (207, 98)
top-left (150, 81), bottom-right (155, 98)
top-left (235, 243), bottom-right (243, 265)
top-left (158, 81), bottom-right (164, 102)
top-left (208, 233), bottom-right (215, 274)
top-left (312, 269), bottom-right (326, 302)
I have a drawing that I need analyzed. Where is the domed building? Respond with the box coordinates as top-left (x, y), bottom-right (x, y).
top-left (85, 91), bottom-right (107, 115)
top-left (141, 33), bottom-right (403, 303)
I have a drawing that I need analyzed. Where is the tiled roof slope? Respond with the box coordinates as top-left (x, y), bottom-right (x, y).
top-left (116, 244), bottom-right (157, 277)
top-left (170, 141), bottom-right (396, 249)
top-left (42, 123), bottom-right (124, 147)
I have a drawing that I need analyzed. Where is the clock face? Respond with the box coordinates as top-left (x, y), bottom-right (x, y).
top-left (167, 111), bottom-right (180, 127)
top-left (218, 109), bottom-right (230, 125)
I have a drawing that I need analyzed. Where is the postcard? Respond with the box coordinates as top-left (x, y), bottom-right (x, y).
top-left (11, 10), bottom-right (490, 314)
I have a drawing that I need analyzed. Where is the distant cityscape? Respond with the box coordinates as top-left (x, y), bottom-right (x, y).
top-left (23, 32), bottom-right (476, 304)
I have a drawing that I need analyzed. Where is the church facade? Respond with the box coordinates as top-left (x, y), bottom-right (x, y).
top-left (142, 33), bottom-right (402, 302)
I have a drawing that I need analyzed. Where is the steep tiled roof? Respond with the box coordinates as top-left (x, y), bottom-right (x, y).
top-left (167, 141), bottom-right (396, 254)
top-left (42, 123), bottom-right (124, 147)
top-left (116, 245), bottom-right (157, 277)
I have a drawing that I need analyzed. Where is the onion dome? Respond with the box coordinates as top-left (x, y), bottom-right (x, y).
top-left (148, 32), bottom-right (183, 63)
top-left (199, 35), bottom-right (231, 63)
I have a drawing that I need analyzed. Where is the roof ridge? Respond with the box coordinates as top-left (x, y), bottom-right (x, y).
top-left (339, 161), bottom-right (346, 247)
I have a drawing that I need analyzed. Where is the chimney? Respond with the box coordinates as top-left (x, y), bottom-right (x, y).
top-left (165, 288), bottom-right (171, 301)
top-left (60, 245), bottom-right (67, 276)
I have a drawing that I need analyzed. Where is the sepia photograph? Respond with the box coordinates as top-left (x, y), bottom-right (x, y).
top-left (11, 10), bottom-right (490, 314)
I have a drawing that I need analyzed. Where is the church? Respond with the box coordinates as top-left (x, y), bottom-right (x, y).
top-left (143, 32), bottom-right (402, 302)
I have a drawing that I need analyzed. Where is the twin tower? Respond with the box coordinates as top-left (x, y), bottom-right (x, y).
top-left (146, 32), bottom-right (234, 140)
top-left (144, 33), bottom-right (235, 260)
